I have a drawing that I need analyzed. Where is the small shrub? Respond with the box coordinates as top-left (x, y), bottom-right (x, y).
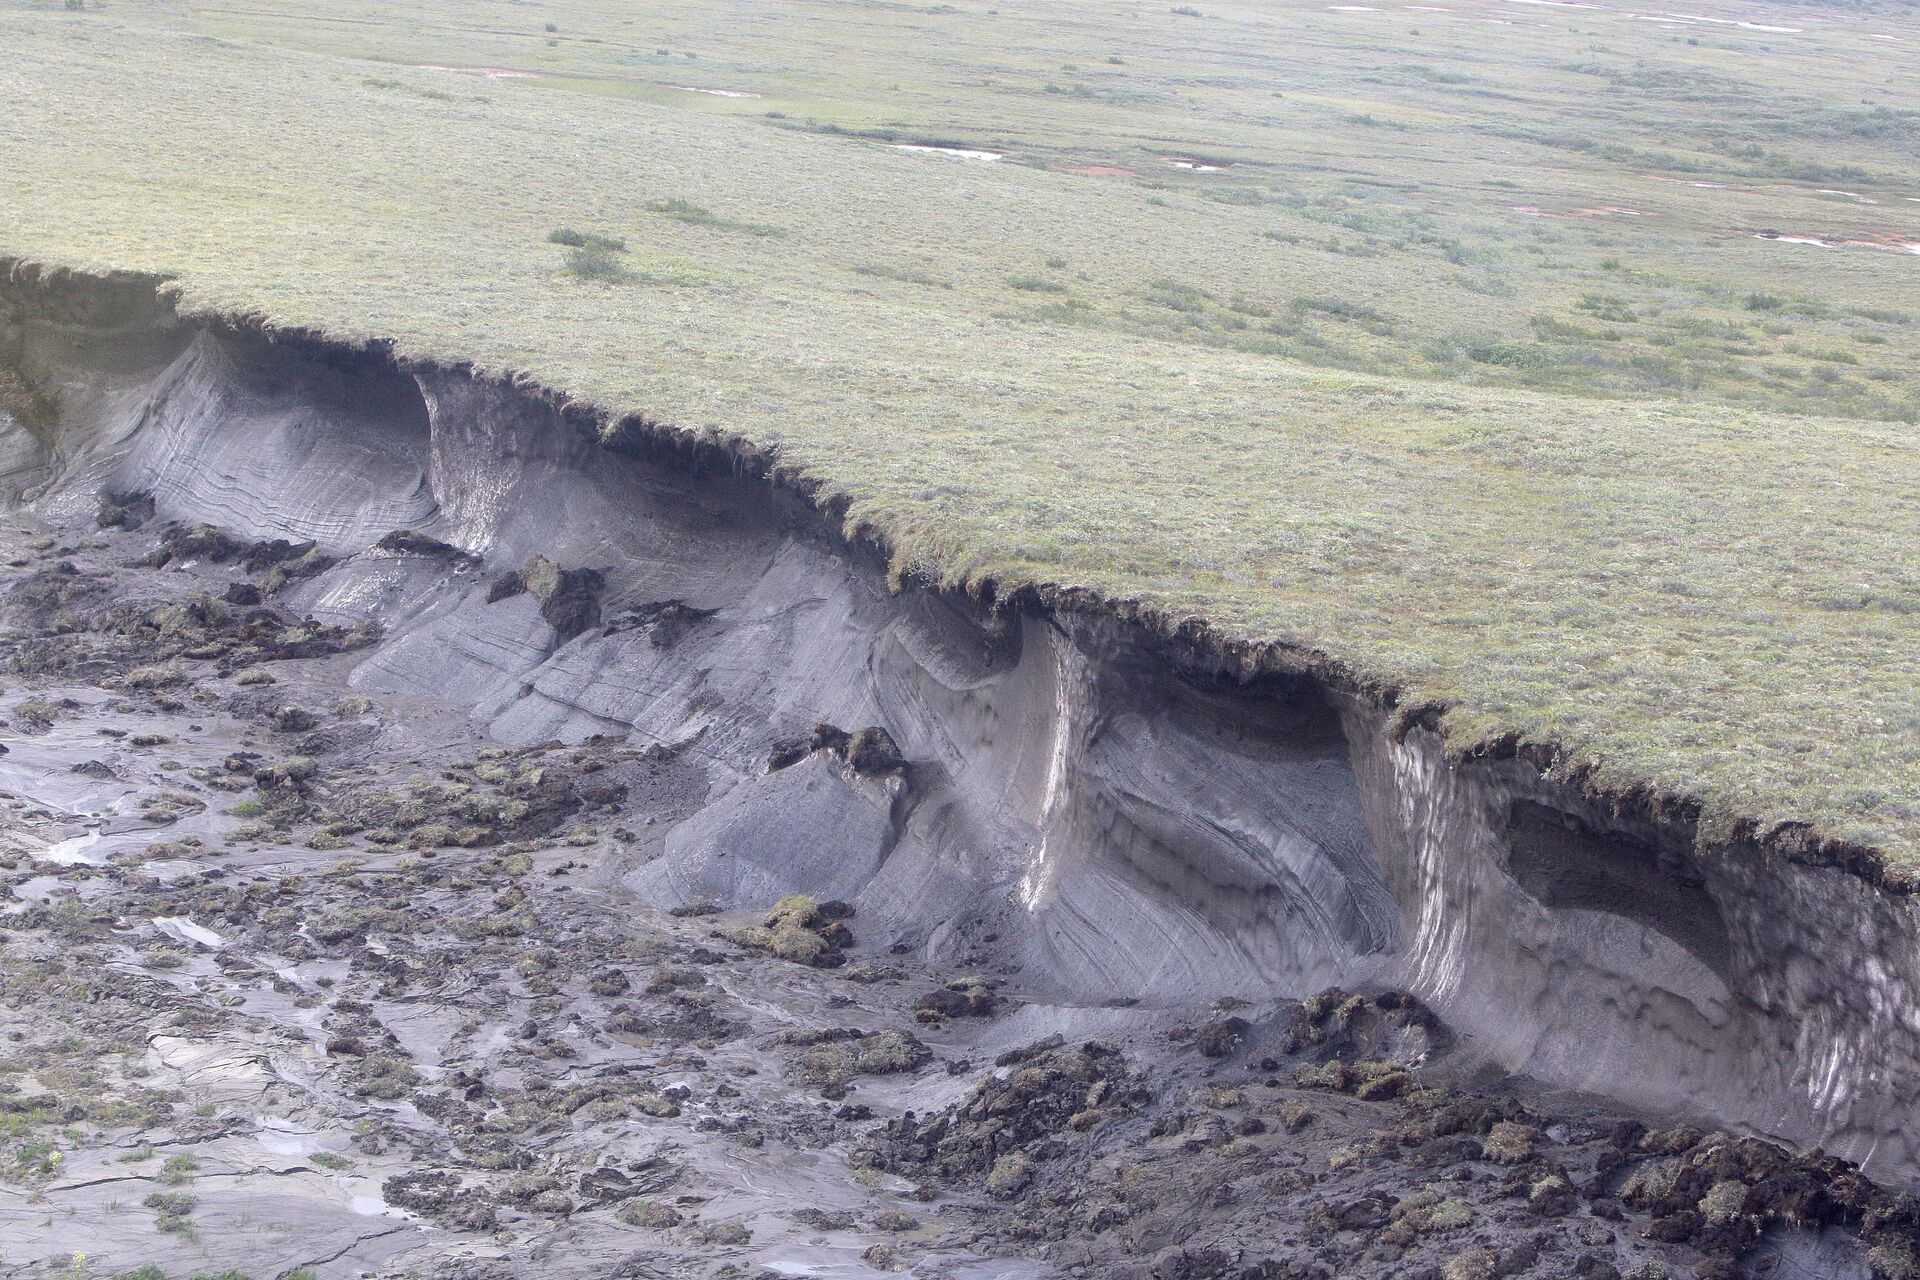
top-left (645, 198), bottom-right (781, 236)
top-left (853, 263), bottom-right (948, 288)
top-left (1145, 279), bottom-right (1210, 312)
top-left (160, 1153), bottom-right (200, 1184)
top-left (1294, 295), bottom-right (1395, 332)
top-left (565, 243), bottom-right (628, 283)
top-left (548, 226), bottom-right (626, 251)
top-left (1466, 341), bottom-right (1557, 373)
top-left (145, 1188), bottom-right (196, 1234)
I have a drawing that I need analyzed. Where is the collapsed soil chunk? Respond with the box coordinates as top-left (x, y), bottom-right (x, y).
top-left (730, 894), bottom-right (856, 966)
top-left (96, 489), bottom-right (154, 530)
top-left (383, 1169), bottom-right (499, 1232)
top-left (376, 528), bottom-right (479, 564)
top-left (769, 722), bottom-right (843, 771)
top-left (768, 721), bottom-right (906, 774)
top-left (1605, 1126), bottom-right (1919, 1274)
top-left (1283, 987), bottom-right (1449, 1065)
top-left (141, 523), bottom-right (337, 591)
top-left (609, 598), bottom-right (716, 648)
top-left (142, 523), bottom-right (246, 567)
top-left (861, 1040), bottom-right (1149, 1191)
top-left (4, 586), bottom-right (378, 679)
top-left (1194, 1014), bottom-right (1251, 1058)
top-left (846, 725), bottom-right (906, 774)
top-left (255, 544), bottom-right (338, 594)
top-left (3, 560), bottom-right (109, 632)
top-left (320, 747), bottom-right (627, 848)
top-left (915, 977), bottom-right (1000, 1022)
top-left (786, 1027), bottom-right (933, 1091)
top-left (487, 553), bottom-right (604, 641)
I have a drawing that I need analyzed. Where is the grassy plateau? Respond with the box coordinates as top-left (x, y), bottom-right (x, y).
top-left (0, 0), bottom-right (1915, 862)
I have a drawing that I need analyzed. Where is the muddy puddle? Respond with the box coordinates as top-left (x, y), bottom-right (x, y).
top-left (891, 144), bottom-right (1002, 160)
top-left (670, 85), bottom-right (764, 99)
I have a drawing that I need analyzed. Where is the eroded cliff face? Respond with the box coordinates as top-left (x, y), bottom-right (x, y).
top-left (5, 268), bottom-right (1917, 1180)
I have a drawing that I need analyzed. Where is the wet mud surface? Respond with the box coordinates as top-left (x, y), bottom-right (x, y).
top-left (0, 514), bottom-right (1908, 1280)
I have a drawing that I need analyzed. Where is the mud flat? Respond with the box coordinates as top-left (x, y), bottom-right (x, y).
top-left (0, 264), bottom-right (1917, 1278)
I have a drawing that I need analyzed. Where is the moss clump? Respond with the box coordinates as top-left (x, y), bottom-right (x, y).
top-left (352, 1054), bottom-right (421, 1099)
top-left (1442, 1250), bottom-right (1496, 1280)
top-left (1699, 1178), bottom-right (1748, 1225)
top-left (1618, 1157), bottom-right (1682, 1205)
top-left (1480, 1119), bottom-right (1537, 1163)
top-left (798, 1029), bottom-right (931, 1088)
top-left (616, 1198), bottom-right (682, 1229)
top-left (731, 895), bottom-right (855, 967)
top-left (1869, 1244), bottom-right (1920, 1280)
top-left (1383, 1188), bottom-right (1475, 1245)
top-left (255, 756), bottom-right (319, 791)
top-left (985, 1151), bottom-right (1034, 1199)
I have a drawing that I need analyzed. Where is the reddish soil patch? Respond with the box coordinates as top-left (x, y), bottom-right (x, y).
top-left (1066, 164), bottom-right (1137, 177)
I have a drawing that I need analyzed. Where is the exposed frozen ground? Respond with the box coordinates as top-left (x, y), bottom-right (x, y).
top-left (0, 268), bottom-right (1915, 1278)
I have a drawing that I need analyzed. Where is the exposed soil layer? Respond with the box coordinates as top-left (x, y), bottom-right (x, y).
top-left (0, 265), bottom-right (1916, 1274)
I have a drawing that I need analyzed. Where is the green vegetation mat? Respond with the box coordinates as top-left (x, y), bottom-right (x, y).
top-left (1, 0), bottom-right (1915, 860)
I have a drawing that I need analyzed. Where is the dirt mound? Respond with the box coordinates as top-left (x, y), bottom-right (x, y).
top-left (860, 1040), bottom-right (1150, 1194)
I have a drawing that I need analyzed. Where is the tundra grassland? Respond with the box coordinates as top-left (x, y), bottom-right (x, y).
top-left (0, 0), bottom-right (1916, 859)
